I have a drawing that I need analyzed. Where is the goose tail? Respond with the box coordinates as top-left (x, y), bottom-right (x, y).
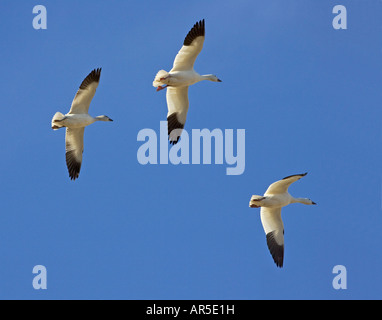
top-left (51, 112), bottom-right (66, 130)
top-left (249, 195), bottom-right (266, 208)
top-left (153, 70), bottom-right (170, 87)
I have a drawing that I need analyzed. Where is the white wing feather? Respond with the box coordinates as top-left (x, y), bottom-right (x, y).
top-left (69, 68), bottom-right (101, 115)
top-left (65, 128), bottom-right (85, 180)
top-left (265, 173), bottom-right (307, 195)
top-left (171, 20), bottom-right (205, 72)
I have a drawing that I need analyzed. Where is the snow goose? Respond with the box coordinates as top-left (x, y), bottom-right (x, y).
top-left (51, 68), bottom-right (113, 180)
top-left (249, 173), bottom-right (316, 268)
top-left (153, 19), bottom-right (222, 144)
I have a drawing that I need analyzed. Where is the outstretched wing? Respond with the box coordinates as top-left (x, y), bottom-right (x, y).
top-left (166, 86), bottom-right (189, 144)
top-left (69, 68), bottom-right (101, 115)
top-left (260, 207), bottom-right (284, 268)
top-left (65, 127), bottom-right (85, 180)
top-left (265, 173), bottom-right (308, 195)
top-left (171, 20), bottom-right (205, 72)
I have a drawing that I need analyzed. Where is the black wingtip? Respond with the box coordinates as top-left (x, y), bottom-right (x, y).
top-left (266, 231), bottom-right (284, 268)
top-left (167, 113), bottom-right (184, 145)
top-left (169, 139), bottom-right (180, 145)
top-left (79, 68), bottom-right (102, 89)
top-left (66, 150), bottom-right (81, 181)
top-left (282, 172), bottom-right (308, 180)
top-left (183, 19), bottom-right (205, 46)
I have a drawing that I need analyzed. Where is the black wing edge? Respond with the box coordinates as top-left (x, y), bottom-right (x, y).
top-left (79, 68), bottom-right (102, 90)
top-left (167, 113), bottom-right (184, 145)
top-left (66, 150), bottom-right (81, 181)
top-left (266, 231), bottom-right (284, 268)
top-left (282, 172), bottom-right (308, 180)
top-left (183, 19), bottom-right (205, 46)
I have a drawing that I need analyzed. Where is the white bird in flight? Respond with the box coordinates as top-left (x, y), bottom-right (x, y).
top-left (153, 19), bottom-right (222, 144)
top-left (51, 68), bottom-right (113, 180)
top-left (249, 173), bottom-right (316, 268)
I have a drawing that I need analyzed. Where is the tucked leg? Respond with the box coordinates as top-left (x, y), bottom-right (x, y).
top-left (156, 85), bottom-right (168, 92)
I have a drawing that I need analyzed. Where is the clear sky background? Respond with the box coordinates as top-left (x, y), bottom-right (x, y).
top-left (0, 0), bottom-right (381, 300)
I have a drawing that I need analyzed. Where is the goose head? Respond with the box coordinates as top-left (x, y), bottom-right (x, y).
top-left (96, 115), bottom-right (113, 122)
top-left (294, 198), bottom-right (317, 205)
top-left (204, 74), bottom-right (222, 82)
top-left (304, 198), bottom-right (317, 205)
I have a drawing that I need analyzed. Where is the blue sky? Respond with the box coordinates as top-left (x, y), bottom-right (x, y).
top-left (0, 0), bottom-right (381, 299)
